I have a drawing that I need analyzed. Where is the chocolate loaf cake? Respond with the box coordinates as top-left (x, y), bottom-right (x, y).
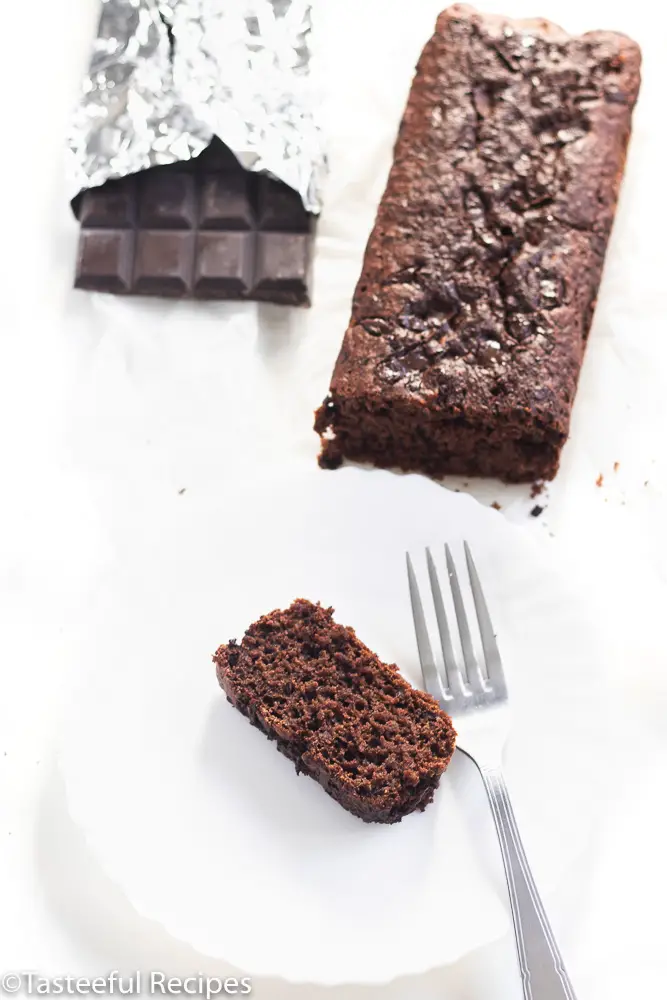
top-left (214, 600), bottom-right (456, 823)
top-left (315, 5), bottom-right (641, 483)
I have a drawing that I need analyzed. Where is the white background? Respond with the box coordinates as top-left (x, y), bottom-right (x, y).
top-left (1, 0), bottom-right (666, 998)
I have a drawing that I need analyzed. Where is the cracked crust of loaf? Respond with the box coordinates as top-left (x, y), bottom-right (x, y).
top-left (214, 600), bottom-right (457, 824)
top-left (315, 4), bottom-right (641, 483)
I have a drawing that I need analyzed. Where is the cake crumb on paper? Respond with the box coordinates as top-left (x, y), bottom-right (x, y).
top-left (530, 481), bottom-right (545, 498)
top-left (491, 501), bottom-right (502, 510)
top-left (596, 474), bottom-right (604, 487)
top-left (613, 462), bottom-right (620, 472)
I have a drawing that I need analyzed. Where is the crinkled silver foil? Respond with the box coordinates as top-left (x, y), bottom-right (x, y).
top-left (67, 0), bottom-right (324, 212)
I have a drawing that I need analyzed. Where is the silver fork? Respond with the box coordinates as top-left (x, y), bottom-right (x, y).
top-left (407, 543), bottom-right (577, 1000)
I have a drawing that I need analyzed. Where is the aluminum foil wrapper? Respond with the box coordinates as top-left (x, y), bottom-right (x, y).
top-left (67, 0), bottom-right (325, 213)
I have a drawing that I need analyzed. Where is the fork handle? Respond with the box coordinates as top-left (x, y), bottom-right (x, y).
top-left (477, 762), bottom-right (578, 1000)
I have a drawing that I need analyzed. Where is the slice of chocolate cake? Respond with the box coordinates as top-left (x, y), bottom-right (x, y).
top-left (214, 599), bottom-right (456, 824)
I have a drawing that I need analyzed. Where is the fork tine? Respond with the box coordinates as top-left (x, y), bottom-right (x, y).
top-left (406, 553), bottom-right (443, 701)
top-left (445, 544), bottom-right (488, 694)
top-left (426, 548), bottom-right (468, 699)
top-left (464, 542), bottom-right (506, 688)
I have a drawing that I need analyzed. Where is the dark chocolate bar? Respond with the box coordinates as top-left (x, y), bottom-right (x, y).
top-left (73, 140), bottom-right (315, 305)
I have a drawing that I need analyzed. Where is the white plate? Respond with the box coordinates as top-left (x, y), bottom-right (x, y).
top-left (60, 467), bottom-right (612, 985)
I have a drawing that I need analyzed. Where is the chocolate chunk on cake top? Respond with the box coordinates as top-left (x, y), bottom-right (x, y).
top-left (214, 600), bottom-right (456, 824)
top-left (315, 5), bottom-right (641, 482)
top-left (74, 139), bottom-right (315, 305)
